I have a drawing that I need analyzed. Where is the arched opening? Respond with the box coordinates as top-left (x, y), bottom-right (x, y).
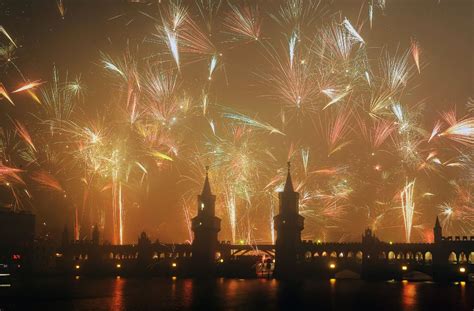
top-left (330, 251), bottom-right (337, 258)
top-left (469, 252), bottom-right (474, 264)
top-left (355, 251), bottom-right (363, 262)
top-left (314, 252), bottom-right (320, 257)
top-left (388, 251), bottom-right (396, 261)
top-left (378, 251), bottom-right (386, 259)
top-left (448, 252), bottom-right (457, 264)
top-left (458, 252), bottom-right (467, 264)
top-left (322, 251), bottom-right (327, 257)
top-left (347, 252), bottom-right (354, 258)
top-left (425, 252), bottom-right (432, 264)
top-left (339, 252), bottom-right (344, 258)
top-left (415, 252), bottom-right (423, 262)
top-left (109, 252), bottom-right (114, 259)
top-left (305, 251), bottom-right (312, 260)
top-left (152, 252), bottom-right (158, 259)
top-left (396, 252), bottom-right (404, 260)
top-left (405, 252), bottom-right (414, 260)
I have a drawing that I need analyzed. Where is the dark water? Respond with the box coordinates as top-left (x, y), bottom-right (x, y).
top-left (0, 277), bottom-right (472, 311)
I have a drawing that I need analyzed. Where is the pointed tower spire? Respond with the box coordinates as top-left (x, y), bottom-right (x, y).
top-left (433, 215), bottom-right (442, 243)
top-left (201, 165), bottom-right (212, 195)
top-left (283, 161), bottom-right (294, 192)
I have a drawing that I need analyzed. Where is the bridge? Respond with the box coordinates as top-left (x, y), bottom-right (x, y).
top-left (23, 164), bottom-right (469, 280)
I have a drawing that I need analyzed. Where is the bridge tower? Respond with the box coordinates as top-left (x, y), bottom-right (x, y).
top-left (433, 216), bottom-right (442, 243)
top-left (432, 216), bottom-right (445, 271)
top-left (273, 162), bottom-right (304, 279)
top-left (191, 166), bottom-right (221, 276)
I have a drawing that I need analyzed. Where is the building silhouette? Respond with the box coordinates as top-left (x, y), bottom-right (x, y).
top-left (191, 166), bottom-right (221, 276)
top-left (273, 162), bottom-right (304, 279)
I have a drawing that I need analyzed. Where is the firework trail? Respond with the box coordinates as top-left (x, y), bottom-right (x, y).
top-left (0, 26), bottom-right (16, 48)
top-left (342, 18), bottom-right (365, 45)
top-left (438, 182), bottom-right (474, 234)
top-left (30, 170), bottom-right (64, 192)
top-left (0, 164), bottom-right (24, 185)
top-left (56, 0), bottom-right (66, 18)
top-left (271, 0), bottom-right (322, 29)
top-left (163, 25), bottom-right (180, 70)
top-left (0, 83), bottom-right (13, 105)
top-left (381, 49), bottom-right (412, 92)
top-left (12, 80), bottom-right (46, 94)
top-left (401, 179), bottom-right (416, 243)
top-left (411, 38), bottom-right (421, 74)
top-left (222, 112), bottom-right (285, 135)
top-left (428, 120), bottom-right (442, 142)
top-left (439, 117), bottom-right (474, 146)
top-left (208, 54), bottom-right (218, 80)
top-left (12, 120), bottom-right (36, 152)
top-left (224, 3), bottom-right (262, 42)
top-left (369, 4), bottom-right (373, 29)
top-left (325, 110), bottom-right (352, 157)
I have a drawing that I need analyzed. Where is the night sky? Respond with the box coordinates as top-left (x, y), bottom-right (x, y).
top-left (0, 0), bottom-right (472, 245)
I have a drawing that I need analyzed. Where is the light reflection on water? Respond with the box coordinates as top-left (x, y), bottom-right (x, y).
top-left (0, 277), bottom-right (472, 310)
top-left (401, 280), bottom-right (416, 311)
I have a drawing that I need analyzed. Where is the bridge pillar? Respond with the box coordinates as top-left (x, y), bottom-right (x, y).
top-left (191, 167), bottom-right (221, 277)
top-left (273, 162), bottom-right (304, 279)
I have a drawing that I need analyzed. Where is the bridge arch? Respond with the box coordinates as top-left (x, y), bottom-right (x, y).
top-left (388, 251), bottom-right (396, 261)
top-left (396, 252), bottom-right (404, 260)
top-left (469, 252), bottom-right (474, 264)
top-left (347, 251), bottom-right (353, 258)
top-left (305, 251), bottom-right (312, 260)
top-left (448, 251), bottom-right (457, 264)
top-left (322, 251), bottom-right (327, 257)
top-left (378, 251), bottom-right (386, 259)
top-left (406, 251), bottom-right (414, 260)
top-left (425, 252), bottom-right (432, 264)
top-left (458, 252), bottom-right (467, 264)
top-left (355, 251), bottom-right (363, 262)
top-left (330, 251), bottom-right (337, 258)
top-left (415, 252), bottom-right (423, 262)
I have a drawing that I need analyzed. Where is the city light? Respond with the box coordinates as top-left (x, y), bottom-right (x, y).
top-left (402, 265), bottom-right (408, 271)
top-left (459, 267), bottom-right (466, 273)
top-left (116, 263), bottom-right (121, 269)
top-left (75, 265), bottom-right (80, 270)
top-left (172, 262), bottom-right (177, 268)
top-left (329, 263), bottom-right (336, 269)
